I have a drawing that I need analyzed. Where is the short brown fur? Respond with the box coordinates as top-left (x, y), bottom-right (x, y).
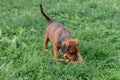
top-left (40, 5), bottom-right (83, 64)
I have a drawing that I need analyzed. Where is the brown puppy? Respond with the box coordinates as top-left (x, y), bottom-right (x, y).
top-left (40, 5), bottom-right (83, 64)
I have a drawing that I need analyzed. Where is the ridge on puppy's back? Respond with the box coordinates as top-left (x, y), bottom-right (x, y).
top-left (40, 4), bottom-right (53, 23)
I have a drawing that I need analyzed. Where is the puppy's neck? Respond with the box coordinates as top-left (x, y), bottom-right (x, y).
top-left (62, 36), bottom-right (72, 43)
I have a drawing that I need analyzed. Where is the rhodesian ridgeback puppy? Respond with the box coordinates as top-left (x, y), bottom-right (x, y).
top-left (40, 5), bottom-right (83, 64)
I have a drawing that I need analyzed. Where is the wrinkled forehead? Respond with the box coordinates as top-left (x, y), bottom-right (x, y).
top-left (68, 46), bottom-right (78, 53)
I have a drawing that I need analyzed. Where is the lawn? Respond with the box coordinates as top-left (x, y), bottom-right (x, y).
top-left (0, 0), bottom-right (120, 80)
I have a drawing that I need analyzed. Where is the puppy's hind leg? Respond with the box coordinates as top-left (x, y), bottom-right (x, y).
top-left (44, 34), bottom-right (49, 49)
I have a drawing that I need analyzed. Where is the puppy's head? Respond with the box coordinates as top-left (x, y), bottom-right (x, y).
top-left (61, 39), bottom-right (79, 61)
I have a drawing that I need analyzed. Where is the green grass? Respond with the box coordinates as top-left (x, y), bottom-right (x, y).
top-left (0, 0), bottom-right (120, 80)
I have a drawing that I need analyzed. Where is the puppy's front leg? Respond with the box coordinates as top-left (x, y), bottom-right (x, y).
top-left (53, 43), bottom-right (64, 61)
top-left (53, 43), bottom-right (60, 59)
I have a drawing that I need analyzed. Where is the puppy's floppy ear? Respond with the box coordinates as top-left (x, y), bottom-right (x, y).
top-left (61, 42), bottom-right (69, 54)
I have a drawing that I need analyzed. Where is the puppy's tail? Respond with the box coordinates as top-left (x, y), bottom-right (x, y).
top-left (40, 4), bottom-right (53, 23)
